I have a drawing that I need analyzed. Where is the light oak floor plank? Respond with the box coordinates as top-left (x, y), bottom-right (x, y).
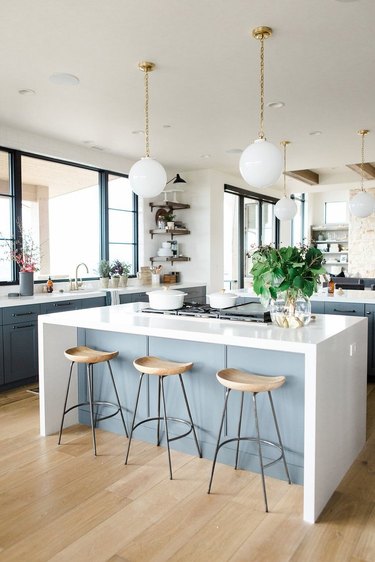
top-left (0, 384), bottom-right (373, 562)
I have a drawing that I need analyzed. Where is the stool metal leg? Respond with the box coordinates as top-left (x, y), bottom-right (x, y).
top-left (58, 361), bottom-right (75, 445)
top-left (268, 391), bottom-right (291, 485)
top-left (106, 360), bottom-right (128, 437)
top-left (160, 376), bottom-right (173, 480)
top-left (125, 372), bottom-right (145, 465)
top-left (178, 374), bottom-right (202, 458)
top-left (235, 391), bottom-right (245, 470)
top-left (87, 363), bottom-right (97, 456)
top-left (253, 392), bottom-right (268, 512)
top-left (157, 376), bottom-right (162, 446)
top-left (208, 387), bottom-right (231, 494)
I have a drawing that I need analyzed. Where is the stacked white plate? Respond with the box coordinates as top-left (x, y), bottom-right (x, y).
top-left (157, 248), bottom-right (173, 257)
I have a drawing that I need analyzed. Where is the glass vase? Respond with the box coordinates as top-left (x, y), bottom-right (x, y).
top-left (270, 293), bottom-right (311, 328)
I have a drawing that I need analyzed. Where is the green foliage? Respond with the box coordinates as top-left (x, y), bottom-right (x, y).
top-left (163, 211), bottom-right (176, 223)
top-left (97, 259), bottom-right (111, 278)
top-left (250, 245), bottom-right (326, 304)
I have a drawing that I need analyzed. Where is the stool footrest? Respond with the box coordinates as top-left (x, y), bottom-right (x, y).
top-left (215, 436), bottom-right (285, 469)
top-left (63, 401), bottom-right (123, 423)
top-left (132, 416), bottom-right (194, 443)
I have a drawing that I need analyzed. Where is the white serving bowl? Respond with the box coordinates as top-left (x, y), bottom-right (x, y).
top-left (147, 288), bottom-right (187, 310)
top-left (208, 290), bottom-right (237, 309)
top-left (157, 248), bottom-right (173, 257)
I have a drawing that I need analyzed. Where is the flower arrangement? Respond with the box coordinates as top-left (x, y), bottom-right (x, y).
top-left (1, 225), bottom-right (40, 272)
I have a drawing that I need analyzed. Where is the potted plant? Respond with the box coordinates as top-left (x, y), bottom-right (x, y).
top-left (163, 210), bottom-right (176, 231)
top-left (97, 259), bottom-right (111, 288)
top-left (249, 245), bottom-right (326, 328)
top-left (110, 259), bottom-right (131, 287)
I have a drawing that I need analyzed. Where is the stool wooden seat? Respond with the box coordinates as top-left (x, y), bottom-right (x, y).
top-left (58, 346), bottom-right (128, 455)
top-left (208, 368), bottom-right (291, 512)
top-left (133, 356), bottom-right (193, 376)
top-left (125, 356), bottom-right (201, 478)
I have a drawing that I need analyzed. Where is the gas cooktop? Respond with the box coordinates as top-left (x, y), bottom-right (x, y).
top-left (142, 302), bottom-right (271, 323)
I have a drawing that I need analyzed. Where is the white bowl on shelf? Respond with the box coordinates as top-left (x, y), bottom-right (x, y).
top-left (157, 248), bottom-right (173, 257)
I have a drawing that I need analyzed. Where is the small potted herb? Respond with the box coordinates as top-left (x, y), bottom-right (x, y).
top-left (163, 211), bottom-right (176, 231)
top-left (97, 259), bottom-right (111, 288)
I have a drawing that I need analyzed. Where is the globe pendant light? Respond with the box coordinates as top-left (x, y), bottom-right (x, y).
top-left (240, 26), bottom-right (283, 188)
top-left (129, 61), bottom-right (167, 198)
top-left (349, 129), bottom-right (374, 218)
top-left (274, 140), bottom-right (297, 221)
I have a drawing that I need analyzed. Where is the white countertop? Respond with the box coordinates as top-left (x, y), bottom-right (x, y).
top-left (38, 301), bottom-right (366, 353)
top-left (235, 288), bottom-right (375, 305)
top-left (0, 282), bottom-right (206, 308)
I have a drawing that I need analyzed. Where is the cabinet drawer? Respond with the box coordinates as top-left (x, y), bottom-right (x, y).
top-left (324, 302), bottom-right (364, 316)
top-left (3, 304), bottom-right (40, 325)
top-left (40, 300), bottom-right (81, 314)
top-left (311, 301), bottom-right (325, 314)
top-left (80, 296), bottom-right (106, 309)
top-left (131, 292), bottom-right (149, 303)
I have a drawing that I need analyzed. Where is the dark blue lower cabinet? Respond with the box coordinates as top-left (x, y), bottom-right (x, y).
top-left (3, 321), bottom-right (38, 383)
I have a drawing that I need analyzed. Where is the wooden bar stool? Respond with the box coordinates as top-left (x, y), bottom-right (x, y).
top-left (58, 346), bottom-right (128, 455)
top-left (208, 368), bottom-right (291, 512)
top-left (125, 356), bottom-right (202, 479)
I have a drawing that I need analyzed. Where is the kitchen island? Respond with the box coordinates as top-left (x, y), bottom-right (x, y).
top-left (38, 303), bottom-right (367, 523)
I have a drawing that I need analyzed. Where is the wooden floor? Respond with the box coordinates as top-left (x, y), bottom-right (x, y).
top-left (0, 384), bottom-right (374, 562)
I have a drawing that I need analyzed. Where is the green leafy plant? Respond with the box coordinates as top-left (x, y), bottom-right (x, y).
top-left (163, 211), bottom-right (176, 223)
top-left (97, 259), bottom-right (111, 278)
top-left (249, 245), bottom-right (326, 305)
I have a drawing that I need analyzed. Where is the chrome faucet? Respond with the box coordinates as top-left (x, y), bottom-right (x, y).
top-left (74, 262), bottom-right (89, 290)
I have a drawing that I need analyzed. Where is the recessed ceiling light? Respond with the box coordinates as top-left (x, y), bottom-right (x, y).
top-left (49, 73), bottom-right (80, 86)
top-left (91, 145), bottom-right (104, 151)
top-left (18, 89), bottom-right (36, 96)
top-left (162, 124), bottom-right (172, 129)
top-left (267, 101), bottom-right (285, 109)
top-left (200, 154), bottom-right (211, 159)
top-left (132, 130), bottom-right (144, 135)
top-left (226, 148), bottom-right (243, 154)
top-left (309, 130), bottom-right (323, 136)
top-left (82, 140), bottom-right (94, 145)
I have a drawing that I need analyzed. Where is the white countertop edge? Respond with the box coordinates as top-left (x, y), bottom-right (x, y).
top-left (38, 302), bottom-right (366, 353)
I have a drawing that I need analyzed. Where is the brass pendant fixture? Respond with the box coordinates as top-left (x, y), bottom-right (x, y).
top-left (129, 61), bottom-right (167, 198)
top-left (348, 129), bottom-right (374, 218)
top-left (239, 26), bottom-right (283, 189)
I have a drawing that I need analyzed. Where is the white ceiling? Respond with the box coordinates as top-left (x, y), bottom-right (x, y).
top-left (1, 0), bottom-right (374, 193)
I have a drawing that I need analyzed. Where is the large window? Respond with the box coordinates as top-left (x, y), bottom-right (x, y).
top-left (224, 185), bottom-right (279, 289)
top-left (0, 150), bottom-right (138, 284)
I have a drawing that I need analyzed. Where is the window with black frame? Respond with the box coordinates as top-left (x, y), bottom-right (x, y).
top-left (0, 150), bottom-right (138, 284)
top-left (224, 184), bottom-right (279, 290)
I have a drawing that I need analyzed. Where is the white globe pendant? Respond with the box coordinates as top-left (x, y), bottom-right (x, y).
top-left (129, 157), bottom-right (167, 198)
top-left (275, 196), bottom-right (297, 221)
top-left (348, 191), bottom-right (375, 218)
top-left (240, 138), bottom-right (283, 188)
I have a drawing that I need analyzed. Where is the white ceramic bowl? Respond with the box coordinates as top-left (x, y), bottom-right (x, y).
top-left (147, 288), bottom-right (187, 310)
top-left (208, 291), bottom-right (237, 309)
top-left (162, 241), bottom-right (172, 249)
top-left (157, 248), bottom-right (173, 257)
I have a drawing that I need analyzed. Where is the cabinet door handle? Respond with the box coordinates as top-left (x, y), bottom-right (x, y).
top-left (12, 311), bottom-right (33, 317)
top-left (333, 308), bottom-right (356, 313)
top-left (366, 311), bottom-right (371, 315)
top-left (13, 323), bottom-right (34, 329)
top-left (53, 302), bottom-right (73, 307)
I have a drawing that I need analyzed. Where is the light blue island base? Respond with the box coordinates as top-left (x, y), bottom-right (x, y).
top-left (78, 329), bottom-right (305, 485)
top-left (38, 303), bottom-right (367, 523)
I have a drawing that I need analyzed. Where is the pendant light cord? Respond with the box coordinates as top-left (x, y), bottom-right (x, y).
top-left (360, 131), bottom-right (365, 192)
top-left (144, 68), bottom-right (150, 158)
top-left (283, 142), bottom-right (287, 197)
top-left (259, 36), bottom-right (265, 139)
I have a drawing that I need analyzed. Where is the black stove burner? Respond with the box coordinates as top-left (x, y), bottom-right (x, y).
top-left (142, 301), bottom-right (271, 323)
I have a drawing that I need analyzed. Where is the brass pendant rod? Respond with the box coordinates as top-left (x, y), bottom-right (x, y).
top-left (138, 61), bottom-right (155, 158)
top-left (281, 140), bottom-right (290, 197)
top-left (359, 129), bottom-right (369, 192)
top-left (252, 26), bottom-right (272, 140)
